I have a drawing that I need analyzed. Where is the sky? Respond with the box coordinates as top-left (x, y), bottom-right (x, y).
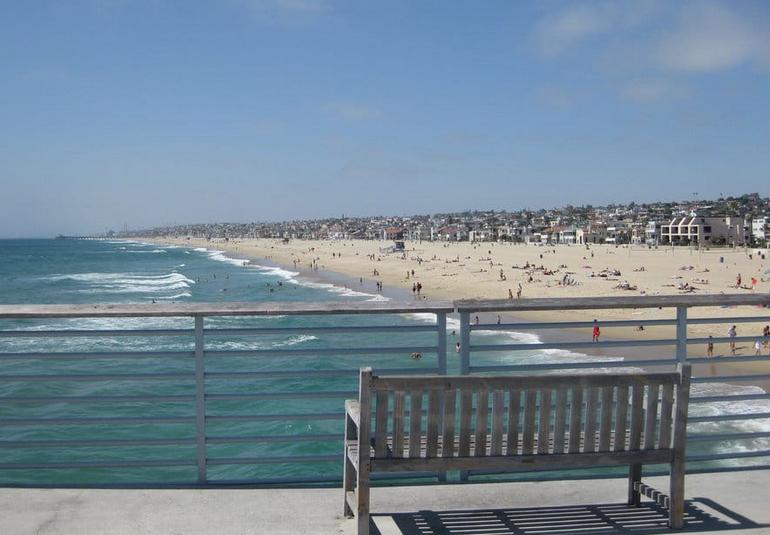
top-left (1, 0), bottom-right (769, 237)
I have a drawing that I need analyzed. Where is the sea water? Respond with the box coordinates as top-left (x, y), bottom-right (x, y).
top-left (0, 239), bottom-right (767, 485)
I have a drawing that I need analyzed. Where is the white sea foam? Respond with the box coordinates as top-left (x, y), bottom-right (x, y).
top-left (125, 249), bottom-right (167, 254)
top-left (250, 264), bottom-right (300, 280)
top-left (272, 334), bottom-right (318, 347)
top-left (155, 292), bottom-right (192, 300)
top-left (45, 272), bottom-right (195, 294)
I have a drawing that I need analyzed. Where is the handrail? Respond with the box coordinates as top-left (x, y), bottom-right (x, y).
top-left (0, 300), bottom-right (454, 318)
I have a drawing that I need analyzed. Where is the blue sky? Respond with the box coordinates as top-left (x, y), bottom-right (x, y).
top-left (1, 0), bottom-right (769, 237)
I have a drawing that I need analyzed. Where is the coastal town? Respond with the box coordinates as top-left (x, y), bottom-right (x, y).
top-left (127, 192), bottom-right (770, 248)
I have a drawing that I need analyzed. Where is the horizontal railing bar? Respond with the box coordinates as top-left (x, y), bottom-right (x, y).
top-left (0, 329), bottom-right (193, 338)
top-left (692, 374), bottom-right (770, 384)
top-left (206, 413), bottom-right (340, 422)
top-left (205, 325), bottom-right (437, 336)
top-left (0, 395), bottom-right (195, 403)
top-left (206, 455), bottom-right (338, 465)
top-left (689, 431), bottom-right (770, 442)
top-left (206, 434), bottom-right (339, 444)
top-left (0, 301), bottom-right (455, 319)
top-left (205, 367), bottom-right (438, 380)
top-left (691, 393), bottom-right (770, 403)
top-left (688, 316), bottom-right (770, 325)
top-left (204, 475), bottom-right (343, 486)
top-left (687, 449), bottom-right (770, 462)
top-left (0, 460), bottom-right (196, 469)
top-left (456, 294), bottom-right (770, 312)
top-left (0, 373), bottom-right (194, 382)
top-left (688, 412), bottom-right (770, 423)
top-left (470, 339), bottom-right (676, 352)
top-left (206, 391), bottom-right (356, 401)
top-left (204, 346), bottom-right (438, 357)
top-left (687, 355), bottom-right (770, 365)
top-left (0, 351), bottom-right (193, 360)
top-left (473, 319), bottom-right (677, 331)
top-left (468, 358), bottom-right (672, 373)
top-left (0, 416), bottom-right (195, 425)
top-left (0, 438), bottom-right (196, 447)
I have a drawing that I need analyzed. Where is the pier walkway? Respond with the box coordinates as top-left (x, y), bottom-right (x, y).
top-left (3, 470), bottom-right (770, 534)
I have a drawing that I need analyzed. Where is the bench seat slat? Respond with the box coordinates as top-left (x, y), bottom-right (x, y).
top-left (490, 390), bottom-right (505, 456)
top-left (442, 389), bottom-right (456, 458)
top-left (598, 387), bottom-right (614, 453)
top-left (409, 390), bottom-right (423, 458)
top-left (459, 389), bottom-right (473, 457)
top-left (392, 391), bottom-right (405, 458)
top-left (584, 388), bottom-right (598, 453)
top-left (474, 390), bottom-right (489, 456)
top-left (506, 389), bottom-right (520, 456)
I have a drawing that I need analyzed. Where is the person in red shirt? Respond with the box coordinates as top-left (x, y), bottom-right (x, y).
top-left (592, 320), bottom-right (600, 342)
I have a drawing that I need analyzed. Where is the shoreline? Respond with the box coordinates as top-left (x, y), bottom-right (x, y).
top-left (142, 237), bottom-right (770, 391)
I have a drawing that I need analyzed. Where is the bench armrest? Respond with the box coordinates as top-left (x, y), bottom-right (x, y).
top-left (345, 399), bottom-right (360, 428)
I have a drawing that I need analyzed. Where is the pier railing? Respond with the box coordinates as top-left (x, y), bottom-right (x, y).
top-left (0, 294), bottom-right (769, 487)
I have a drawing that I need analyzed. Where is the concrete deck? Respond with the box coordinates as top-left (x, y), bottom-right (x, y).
top-left (3, 470), bottom-right (770, 534)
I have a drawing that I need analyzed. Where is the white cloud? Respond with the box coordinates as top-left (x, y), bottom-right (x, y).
top-left (654, 2), bottom-right (770, 73)
top-left (534, 3), bottom-right (613, 57)
top-left (326, 103), bottom-right (381, 121)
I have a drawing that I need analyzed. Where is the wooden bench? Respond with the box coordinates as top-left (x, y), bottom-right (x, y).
top-left (343, 365), bottom-right (691, 534)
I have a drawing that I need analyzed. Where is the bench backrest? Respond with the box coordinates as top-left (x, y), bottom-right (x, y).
top-left (357, 366), bottom-right (691, 460)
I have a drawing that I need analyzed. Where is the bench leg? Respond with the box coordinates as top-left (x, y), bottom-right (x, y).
top-left (627, 463), bottom-right (641, 506)
top-left (343, 448), bottom-right (355, 518)
top-left (356, 465), bottom-right (370, 535)
top-left (669, 460), bottom-right (685, 529)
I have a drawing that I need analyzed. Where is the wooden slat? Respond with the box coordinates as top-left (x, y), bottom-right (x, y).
top-left (474, 390), bottom-right (489, 456)
top-left (392, 391), bottom-right (405, 458)
top-left (552, 389), bottom-right (568, 454)
top-left (568, 388), bottom-right (584, 453)
top-left (537, 390), bottom-right (552, 454)
top-left (583, 388), bottom-right (598, 453)
top-left (374, 391), bottom-right (389, 458)
top-left (426, 389), bottom-right (440, 458)
top-left (598, 387), bottom-right (614, 452)
top-left (629, 384), bottom-right (644, 451)
top-left (521, 390), bottom-right (537, 455)
top-left (658, 383), bottom-right (674, 449)
top-left (458, 389), bottom-right (473, 456)
top-left (613, 386), bottom-right (629, 452)
top-left (371, 448), bottom-right (674, 473)
top-left (409, 390), bottom-right (423, 458)
top-left (644, 384), bottom-right (660, 450)
top-left (372, 372), bottom-right (679, 392)
top-left (490, 391), bottom-right (505, 456)
top-left (506, 389), bottom-right (520, 456)
top-left (441, 389), bottom-right (456, 458)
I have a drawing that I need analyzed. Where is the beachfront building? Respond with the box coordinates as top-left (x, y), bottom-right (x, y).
top-left (660, 216), bottom-right (749, 246)
top-left (558, 226), bottom-right (578, 244)
top-left (645, 221), bottom-right (663, 245)
top-left (752, 217), bottom-right (769, 246)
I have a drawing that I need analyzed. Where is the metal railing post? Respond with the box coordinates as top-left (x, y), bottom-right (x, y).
top-left (436, 312), bottom-right (447, 375)
top-left (459, 310), bottom-right (471, 482)
top-left (459, 311), bottom-right (471, 375)
top-left (676, 306), bottom-right (688, 362)
top-left (194, 314), bottom-right (207, 484)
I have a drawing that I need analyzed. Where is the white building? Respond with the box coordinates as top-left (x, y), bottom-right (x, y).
top-left (752, 217), bottom-right (769, 245)
top-left (660, 216), bottom-right (748, 246)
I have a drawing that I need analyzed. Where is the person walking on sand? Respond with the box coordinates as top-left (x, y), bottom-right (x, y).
top-left (707, 336), bottom-right (714, 357)
top-left (508, 288), bottom-right (513, 299)
top-left (755, 339), bottom-right (762, 356)
top-left (474, 315), bottom-right (480, 326)
top-left (517, 283), bottom-right (522, 299)
top-left (592, 320), bottom-right (600, 343)
top-left (728, 325), bottom-right (737, 355)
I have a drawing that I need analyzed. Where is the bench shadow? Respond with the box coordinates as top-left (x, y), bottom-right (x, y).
top-left (373, 498), bottom-right (765, 535)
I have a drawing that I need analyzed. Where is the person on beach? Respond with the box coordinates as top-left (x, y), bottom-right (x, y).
top-left (728, 325), bottom-right (737, 355)
top-left (508, 288), bottom-right (513, 299)
top-left (455, 342), bottom-right (461, 353)
top-left (592, 320), bottom-right (600, 342)
top-left (517, 283), bottom-right (522, 299)
top-left (707, 336), bottom-right (714, 357)
top-left (474, 315), bottom-right (480, 325)
top-left (497, 315), bottom-right (501, 325)
top-left (736, 273), bottom-right (741, 288)
top-left (763, 325), bottom-right (770, 352)
top-left (755, 339), bottom-right (762, 356)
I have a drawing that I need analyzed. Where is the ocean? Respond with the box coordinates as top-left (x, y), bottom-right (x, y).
top-left (0, 239), bottom-right (768, 486)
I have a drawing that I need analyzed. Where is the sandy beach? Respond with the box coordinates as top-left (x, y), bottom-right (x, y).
top-left (149, 237), bottom-right (770, 385)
